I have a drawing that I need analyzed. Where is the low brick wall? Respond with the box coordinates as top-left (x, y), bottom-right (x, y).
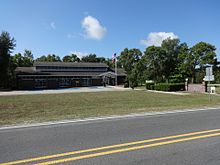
top-left (187, 83), bottom-right (206, 93)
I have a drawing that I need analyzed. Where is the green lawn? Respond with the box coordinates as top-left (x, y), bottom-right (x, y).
top-left (1, 90), bottom-right (220, 126)
top-left (216, 87), bottom-right (220, 94)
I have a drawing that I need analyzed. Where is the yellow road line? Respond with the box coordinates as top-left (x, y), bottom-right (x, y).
top-left (1, 128), bottom-right (220, 165)
top-left (35, 132), bottom-right (220, 165)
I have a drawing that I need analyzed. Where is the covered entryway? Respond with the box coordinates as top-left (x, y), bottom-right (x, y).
top-left (99, 72), bottom-right (116, 86)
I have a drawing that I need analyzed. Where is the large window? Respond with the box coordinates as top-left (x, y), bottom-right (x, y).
top-left (59, 78), bottom-right (71, 87)
top-left (35, 79), bottom-right (47, 88)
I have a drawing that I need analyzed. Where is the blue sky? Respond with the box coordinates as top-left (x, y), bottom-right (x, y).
top-left (0, 0), bottom-right (220, 59)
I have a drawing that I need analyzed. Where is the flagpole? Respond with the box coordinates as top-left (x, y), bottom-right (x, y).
top-left (115, 57), bottom-right (117, 86)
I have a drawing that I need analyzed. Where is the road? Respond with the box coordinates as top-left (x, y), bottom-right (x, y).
top-left (1, 108), bottom-right (220, 165)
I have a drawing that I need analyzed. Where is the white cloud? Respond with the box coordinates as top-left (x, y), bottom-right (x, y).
top-left (50, 22), bottom-right (56, 29)
top-left (82, 15), bottom-right (107, 40)
top-left (140, 32), bottom-right (178, 47)
top-left (70, 51), bottom-right (88, 59)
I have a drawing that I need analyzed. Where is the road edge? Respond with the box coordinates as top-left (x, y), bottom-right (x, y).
top-left (1, 107), bottom-right (220, 131)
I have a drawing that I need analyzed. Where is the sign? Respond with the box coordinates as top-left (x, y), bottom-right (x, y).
top-left (206, 67), bottom-right (213, 77)
top-left (204, 66), bottom-right (214, 81)
top-left (203, 75), bottom-right (215, 81)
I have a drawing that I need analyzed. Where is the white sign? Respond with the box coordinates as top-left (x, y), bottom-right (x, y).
top-left (206, 67), bottom-right (213, 77)
top-left (203, 75), bottom-right (215, 81)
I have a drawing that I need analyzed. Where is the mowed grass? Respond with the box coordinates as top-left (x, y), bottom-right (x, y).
top-left (1, 90), bottom-right (220, 126)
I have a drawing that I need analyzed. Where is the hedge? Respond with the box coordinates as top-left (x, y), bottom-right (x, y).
top-left (146, 82), bottom-right (155, 90)
top-left (153, 83), bottom-right (185, 91)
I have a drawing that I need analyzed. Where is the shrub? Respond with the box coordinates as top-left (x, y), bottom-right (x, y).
top-left (124, 82), bottom-right (129, 88)
top-left (146, 82), bottom-right (155, 90)
top-left (154, 83), bottom-right (185, 91)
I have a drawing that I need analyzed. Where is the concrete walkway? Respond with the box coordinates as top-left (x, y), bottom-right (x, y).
top-left (0, 86), bottom-right (131, 96)
top-left (146, 89), bottom-right (190, 95)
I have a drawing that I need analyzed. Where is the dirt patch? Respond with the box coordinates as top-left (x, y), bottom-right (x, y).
top-left (0, 104), bottom-right (17, 110)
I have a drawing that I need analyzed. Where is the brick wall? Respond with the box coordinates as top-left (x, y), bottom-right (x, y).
top-left (187, 83), bottom-right (206, 93)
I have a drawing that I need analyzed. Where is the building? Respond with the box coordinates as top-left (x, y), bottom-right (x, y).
top-left (15, 62), bottom-right (126, 90)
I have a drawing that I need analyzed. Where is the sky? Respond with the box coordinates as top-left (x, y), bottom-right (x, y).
top-left (0, 0), bottom-right (220, 59)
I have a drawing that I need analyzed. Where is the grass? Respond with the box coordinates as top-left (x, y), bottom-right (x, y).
top-left (216, 87), bottom-right (220, 94)
top-left (1, 90), bottom-right (220, 126)
top-left (135, 85), bottom-right (146, 90)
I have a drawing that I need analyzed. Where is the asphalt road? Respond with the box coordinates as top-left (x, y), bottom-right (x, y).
top-left (1, 108), bottom-right (220, 165)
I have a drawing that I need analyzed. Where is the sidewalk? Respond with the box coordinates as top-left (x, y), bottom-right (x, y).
top-left (0, 86), bottom-right (131, 96)
top-left (146, 90), bottom-right (190, 95)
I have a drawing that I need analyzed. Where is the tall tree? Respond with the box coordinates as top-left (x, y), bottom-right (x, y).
top-left (0, 31), bottom-right (16, 88)
top-left (161, 38), bottom-right (180, 80)
top-left (142, 46), bottom-right (166, 83)
top-left (190, 42), bottom-right (216, 83)
top-left (23, 49), bottom-right (34, 66)
top-left (119, 48), bottom-right (142, 87)
top-left (171, 42), bottom-right (191, 82)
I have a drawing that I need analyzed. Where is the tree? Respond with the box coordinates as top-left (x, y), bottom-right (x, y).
top-left (171, 43), bottom-right (190, 83)
top-left (119, 48), bottom-right (142, 87)
top-left (81, 54), bottom-right (97, 62)
top-left (47, 54), bottom-right (61, 62)
top-left (97, 57), bottom-right (106, 63)
top-left (62, 54), bottom-right (80, 62)
top-left (35, 55), bottom-right (47, 62)
top-left (0, 31), bottom-right (16, 88)
top-left (11, 50), bottom-right (34, 67)
top-left (142, 46), bottom-right (166, 83)
top-left (81, 54), bottom-right (106, 63)
top-left (35, 54), bottom-right (61, 62)
top-left (161, 38), bottom-right (181, 80)
top-left (190, 42), bottom-right (216, 83)
top-left (104, 58), bottom-right (114, 68)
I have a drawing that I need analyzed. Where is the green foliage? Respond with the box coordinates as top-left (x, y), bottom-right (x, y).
top-left (190, 42), bottom-right (216, 83)
top-left (35, 54), bottom-right (61, 62)
top-left (161, 38), bottom-right (180, 79)
top-left (81, 54), bottom-right (106, 63)
top-left (1, 30), bottom-right (219, 90)
top-left (104, 58), bottom-right (114, 68)
top-left (154, 83), bottom-right (185, 91)
top-left (146, 82), bottom-right (155, 90)
top-left (62, 54), bottom-right (80, 62)
top-left (118, 48), bottom-right (142, 88)
top-left (12, 50), bottom-right (34, 67)
top-left (119, 48), bottom-right (142, 73)
top-left (143, 46), bottom-right (166, 83)
top-left (141, 39), bottom-right (217, 84)
top-left (169, 74), bottom-right (184, 83)
top-left (0, 31), bottom-right (16, 89)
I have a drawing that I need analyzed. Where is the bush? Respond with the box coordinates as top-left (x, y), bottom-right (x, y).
top-left (146, 83), bottom-right (155, 90)
top-left (154, 83), bottom-right (185, 91)
top-left (124, 82), bottom-right (129, 88)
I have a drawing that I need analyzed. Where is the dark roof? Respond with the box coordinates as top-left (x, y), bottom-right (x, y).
top-left (109, 68), bottom-right (127, 76)
top-left (17, 72), bottom-right (103, 77)
top-left (44, 72), bottom-right (103, 76)
top-left (34, 62), bottom-right (108, 68)
top-left (15, 67), bottom-right (37, 73)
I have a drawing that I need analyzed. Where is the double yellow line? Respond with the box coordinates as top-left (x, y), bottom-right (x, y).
top-left (2, 128), bottom-right (220, 165)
